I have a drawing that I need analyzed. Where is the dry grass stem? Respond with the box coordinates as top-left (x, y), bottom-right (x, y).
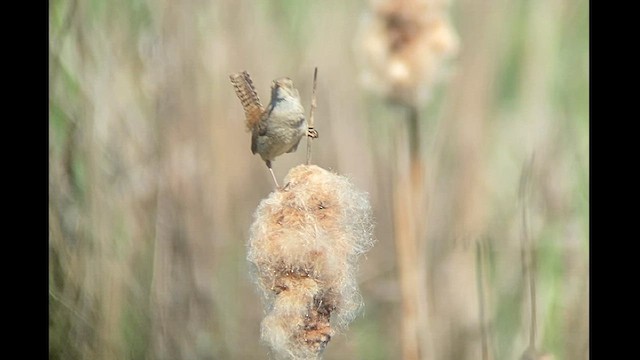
top-left (475, 241), bottom-right (491, 360)
top-left (518, 157), bottom-right (554, 360)
top-left (248, 164), bottom-right (375, 359)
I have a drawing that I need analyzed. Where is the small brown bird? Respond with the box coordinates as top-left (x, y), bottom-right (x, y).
top-left (230, 71), bottom-right (317, 187)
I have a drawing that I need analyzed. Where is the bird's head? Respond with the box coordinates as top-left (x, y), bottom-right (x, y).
top-left (271, 77), bottom-right (299, 101)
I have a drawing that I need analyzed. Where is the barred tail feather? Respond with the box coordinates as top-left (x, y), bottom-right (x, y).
top-left (229, 71), bottom-right (264, 131)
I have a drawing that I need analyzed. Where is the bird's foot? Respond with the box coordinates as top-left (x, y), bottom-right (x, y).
top-left (307, 127), bottom-right (319, 139)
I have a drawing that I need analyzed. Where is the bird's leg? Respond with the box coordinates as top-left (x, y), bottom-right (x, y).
top-left (266, 160), bottom-right (280, 189)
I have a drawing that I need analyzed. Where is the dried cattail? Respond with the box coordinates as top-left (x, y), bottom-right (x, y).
top-left (355, 0), bottom-right (459, 106)
top-left (247, 164), bottom-right (375, 359)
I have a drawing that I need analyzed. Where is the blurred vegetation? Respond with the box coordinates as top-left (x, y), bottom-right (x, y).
top-left (49, 0), bottom-right (588, 359)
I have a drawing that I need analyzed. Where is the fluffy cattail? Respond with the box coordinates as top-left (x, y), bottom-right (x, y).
top-left (247, 164), bottom-right (375, 359)
top-left (356, 0), bottom-right (459, 106)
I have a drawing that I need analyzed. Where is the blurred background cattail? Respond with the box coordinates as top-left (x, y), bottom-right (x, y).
top-left (356, 0), bottom-right (460, 358)
top-left (49, 0), bottom-right (588, 359)
top-left (356, 0), bottom-right (459, 106)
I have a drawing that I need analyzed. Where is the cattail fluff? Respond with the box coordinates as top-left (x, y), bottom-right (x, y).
top-left (247, 164), bottom-right (376, 360)
top-left (355, 0), bottom-right (459, 106)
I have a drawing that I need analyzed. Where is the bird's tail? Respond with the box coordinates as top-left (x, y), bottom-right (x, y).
top-left (229, 71), bottom-right (264, 131)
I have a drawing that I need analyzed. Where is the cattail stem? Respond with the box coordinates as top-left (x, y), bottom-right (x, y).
top-left (391, 105), bottom-right (430, 360)
top-left (306, 67), bottom-right (318, 165)
top-left (392, 171), bottom-right (420, 360)
top-left (407, 104), bottom-right (420, 166)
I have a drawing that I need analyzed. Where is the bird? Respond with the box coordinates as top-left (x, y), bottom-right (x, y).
top-left (229, 71), bottom-right (318, 188)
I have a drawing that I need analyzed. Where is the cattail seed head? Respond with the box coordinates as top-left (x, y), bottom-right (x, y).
top-left (356, 0), bottom-right (459, 106)
top-left (248, 164), bottom-right (375, 359)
